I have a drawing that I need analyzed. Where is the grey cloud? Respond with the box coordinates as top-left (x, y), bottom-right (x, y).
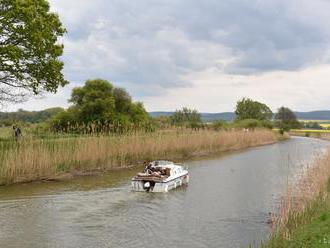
top-left (50, 0), bottom-right (330, 95)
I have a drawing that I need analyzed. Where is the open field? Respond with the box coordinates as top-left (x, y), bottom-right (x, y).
top-left (298, 120), bottom-right (330, 123)
top-left (320, 123), bottom-right (330, 129)
top-left (291, 129), bottom-right (330, 133)
top-left (0, 129), bottom-right (279, 185)
top-left (298, 119), bottom-right (330, 129)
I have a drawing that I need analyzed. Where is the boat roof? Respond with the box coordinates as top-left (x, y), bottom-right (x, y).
top-left (151, 160), bottom-right (179, 168)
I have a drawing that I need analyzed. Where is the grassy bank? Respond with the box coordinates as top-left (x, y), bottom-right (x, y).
top-left (263, 150), bottom-right (330, 248)
top-left (290, 130), bottom-right (330, 141)
top-left (0, 129), bottom-right (278, 185)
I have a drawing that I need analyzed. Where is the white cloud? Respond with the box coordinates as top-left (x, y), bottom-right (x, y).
top-left (143, 64), bottom-right (330, 112)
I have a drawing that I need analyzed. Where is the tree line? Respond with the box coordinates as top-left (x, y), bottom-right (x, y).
top-left (0, 93), bottom-right (302, 135)
top-left (0, 108), bottom-right (63, 126)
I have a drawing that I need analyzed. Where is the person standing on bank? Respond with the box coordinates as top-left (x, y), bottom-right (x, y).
top-left (13, 126), bottom-right (22, 141)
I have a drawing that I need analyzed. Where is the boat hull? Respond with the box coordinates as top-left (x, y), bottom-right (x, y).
top-left (131, 174), bottom-right (189, 192)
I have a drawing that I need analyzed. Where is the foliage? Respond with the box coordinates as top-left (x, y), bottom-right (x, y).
top-left (211, 120), bottom-right (229, 130)
top-left (0, 0), bottom-right (67, 103)
top-left (0, 108), bottom-right (63, 125)
top-left (302, 121), bottom-right (323, 130)
top-left (50, 79), bottom-right (151, 133)
top-left (235, 98), bottom-right (273, 121)
top-left (275, 107), bottom-right (301, 131)
top-left (170, 107), bottom-right (201, 126)
top-left (152, 115), bottom-right (172, 129)
top-left (233, 119), bottom-right (273, 129)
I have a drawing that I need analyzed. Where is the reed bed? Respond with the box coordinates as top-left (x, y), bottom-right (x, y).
top-left (0, 129), bottom-right (276, 185)
top-left (264, 149), bottom-right (330, 247)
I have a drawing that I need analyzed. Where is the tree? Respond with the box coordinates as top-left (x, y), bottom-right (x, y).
top-left (69, 79), bottom-right (116, 124)
top-left (51, 79), bottom-right (150, 133)
top-left (0, 0), bottom-right (67, 103)
top-left (171, 107), bottom-right (201, 126)
top-left (275, 107), bottom-right (300, 131)
top-left (235, 98), bottom-right (273, 121)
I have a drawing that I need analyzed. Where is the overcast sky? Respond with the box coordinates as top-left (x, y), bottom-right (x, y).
top-left (5, 0), bottom-right (330, 112)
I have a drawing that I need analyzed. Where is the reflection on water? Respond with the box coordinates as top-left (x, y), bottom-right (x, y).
top-left (0, 137), bottom-right (328, 248)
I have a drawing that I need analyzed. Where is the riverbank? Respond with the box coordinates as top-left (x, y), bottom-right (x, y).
top-left (290, 129), bottom-right (330, 140)
top-left (262, 145), bottom-right (330, 247)
top-left (0, 129), bottom-right (282, 185)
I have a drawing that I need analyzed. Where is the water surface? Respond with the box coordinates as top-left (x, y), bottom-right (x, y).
top-left (0, 137), bottom-right (328, 248)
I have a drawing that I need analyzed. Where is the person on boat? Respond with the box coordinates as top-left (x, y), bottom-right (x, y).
top-left (144, 162), bottom-right (154, 174)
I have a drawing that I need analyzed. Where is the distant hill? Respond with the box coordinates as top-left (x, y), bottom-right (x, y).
top-left (294, 111), bottom-right (330, 120)
top-left (150, 110), bottom-right (330, 122)
top-left (200, 112), bottom-right (236, 122)
top-left (149, 112), bottom-right (235, 121)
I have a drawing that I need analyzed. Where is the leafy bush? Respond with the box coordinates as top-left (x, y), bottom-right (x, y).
top-left (49, 79), bottom-right (151, 134)
top-left (211, 120), bottom-right (229, 130)
top-left (233, 119), bottom-right (273, 129)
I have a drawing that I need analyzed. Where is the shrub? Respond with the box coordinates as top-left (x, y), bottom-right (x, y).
top-left (212, 120), bottom-right (229, 130)
top-left (233, 119), bottom-right (273, 129)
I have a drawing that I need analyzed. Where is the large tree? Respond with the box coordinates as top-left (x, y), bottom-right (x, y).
top-left (51, 79), bottom-right (149, 133)
top-left (69, 79), bottom-right (116, 123)
top-left (275, 107), bottom-right (300, 131)
top-left (0, 0), bottom-right (67, 103)
top-left (235, 98), bottom-right (273, 121)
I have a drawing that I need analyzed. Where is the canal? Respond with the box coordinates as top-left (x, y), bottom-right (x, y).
top-left (0, 137), bottom-right (328, 248)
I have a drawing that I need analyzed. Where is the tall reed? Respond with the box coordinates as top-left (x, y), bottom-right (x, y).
top-left (0, 129), bottom-right (276, 185)
top-left (266, 149), bottom-right (330, 245)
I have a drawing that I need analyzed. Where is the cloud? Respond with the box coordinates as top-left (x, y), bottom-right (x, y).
top-left (48, 0), bottom-right (330, 92)
top-left (6, 0), bottom-right (330, 111)
top-left (143, 64), bottom-right (330, 112)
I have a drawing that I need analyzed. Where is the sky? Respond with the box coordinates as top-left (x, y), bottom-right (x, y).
top-left (5, 0), bottom-right (330, 112)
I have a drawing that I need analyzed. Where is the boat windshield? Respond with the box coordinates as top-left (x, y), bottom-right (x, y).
top-left (154, 160), bottom-right (173, 166)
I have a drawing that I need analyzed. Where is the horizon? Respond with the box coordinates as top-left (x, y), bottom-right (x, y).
top-left (3, 107), bottom-right (330, 114)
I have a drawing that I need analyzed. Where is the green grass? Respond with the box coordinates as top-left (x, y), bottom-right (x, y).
top-left (265, 207), bottom-right (330, 248)
top-left (287, 209), bottom-right (330, 248)
top-left (0, 127), bottom-right (12, 139)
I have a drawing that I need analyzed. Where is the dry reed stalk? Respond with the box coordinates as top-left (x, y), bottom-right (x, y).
top-left (0, 129), bottom-right (276, 184)
top-left (275, 150), bottom-right (330, 236)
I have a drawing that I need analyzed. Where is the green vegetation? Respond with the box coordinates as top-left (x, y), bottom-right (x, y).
top-left (301, 121), bottom-right (323, 130)
top-left (235, 98), bottom-right (273, 121)
top-left (49, 79), bottom-right (151, 133)
top-left (232, 119), bottom-right (273, 129)
top-left (0, 0), bottom-right (67, 103)
top-left (170, 107), bottom-right (202, 128)
top-left (275, 107), bottom-right (301, 133)
top-left (0, 108), bottom-right (63, 126)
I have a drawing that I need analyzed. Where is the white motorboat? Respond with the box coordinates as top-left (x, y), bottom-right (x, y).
top-left (131, 160), bottom-right (189, 192)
